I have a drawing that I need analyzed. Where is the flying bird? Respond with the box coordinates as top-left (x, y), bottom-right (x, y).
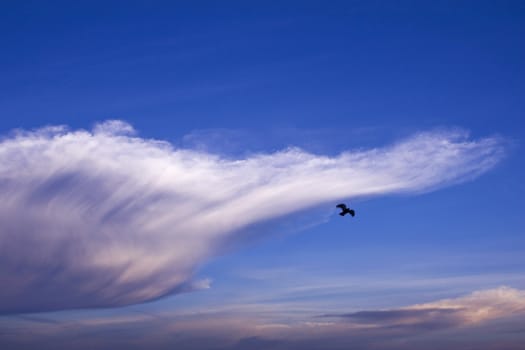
top-left (336, 203), bottom-right (355, 217)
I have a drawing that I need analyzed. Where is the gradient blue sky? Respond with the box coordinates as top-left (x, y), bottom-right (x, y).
top-left (0, 1), bottom-right (524, 349)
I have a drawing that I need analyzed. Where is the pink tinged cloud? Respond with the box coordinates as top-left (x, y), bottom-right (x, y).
top-left (322, 286), bottom-right (525, 328)
top-left (0, 121), bottom-right (506, 313)
top-left (1, 286), bottom-right (524, 350)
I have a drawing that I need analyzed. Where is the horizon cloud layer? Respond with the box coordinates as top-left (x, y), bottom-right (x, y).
top-left (0, 121), bottom-right (506, 314)
top-left (2, 286), bottom-right (524, 350)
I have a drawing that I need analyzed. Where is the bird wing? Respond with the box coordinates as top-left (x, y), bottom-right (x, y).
top-left (336, 203), bottom-right (347, 209)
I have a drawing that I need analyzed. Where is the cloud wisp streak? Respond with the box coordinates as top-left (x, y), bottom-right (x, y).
top-left (321, 286), bottom-right (525, 330)
top-left (0, 121), bottom-right (506, 313)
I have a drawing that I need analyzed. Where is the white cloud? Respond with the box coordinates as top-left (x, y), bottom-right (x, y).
top-left (2, 286), bottom-right (524, 350)
top-left (318, 287), bottom-right (525, 336)
top-left (408, 286), bottom-right (525, 324)
top-left (0, 121), bottom-right (506, 313)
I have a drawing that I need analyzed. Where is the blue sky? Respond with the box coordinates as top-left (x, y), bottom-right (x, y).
top-left (0, 1), bottom-right (524, 349)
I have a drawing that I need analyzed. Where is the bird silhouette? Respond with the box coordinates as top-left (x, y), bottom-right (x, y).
top-left (336, 203), bottom-right (355, 217)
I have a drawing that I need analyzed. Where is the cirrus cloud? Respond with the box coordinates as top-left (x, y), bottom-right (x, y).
top-left (0, 121), bottom-right (506, 314)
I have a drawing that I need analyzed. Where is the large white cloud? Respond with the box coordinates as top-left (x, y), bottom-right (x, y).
top-left (0, 121), bottom-right (505, 313)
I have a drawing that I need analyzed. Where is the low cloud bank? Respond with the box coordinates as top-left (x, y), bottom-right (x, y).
top-left (1, 287), bottom-right (524, 350)
top-left (0, 121), bottom-right (506, 313)
top-left (322, 286), bottom-right (525, 330)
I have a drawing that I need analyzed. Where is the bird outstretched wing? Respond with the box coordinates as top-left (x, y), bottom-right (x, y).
top-left (336, 203), bottom-right (347, 210)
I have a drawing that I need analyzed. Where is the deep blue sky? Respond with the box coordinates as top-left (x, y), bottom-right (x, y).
top-left (2, 1), bottom-right (523, 138)
top-left (0, 1), bottom-right (524, 349)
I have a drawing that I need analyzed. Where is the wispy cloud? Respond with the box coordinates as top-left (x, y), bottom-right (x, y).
top-left (322, 286), bottom-right (525, 330)
top-left (321, 308), bottom-right (463, 328)
top-left (0, 121), bottom-right (506, 313)
top-left (1, 287), bottom-right (524, 350)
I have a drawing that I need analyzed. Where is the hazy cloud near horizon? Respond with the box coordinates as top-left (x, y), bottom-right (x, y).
top-left (1, 286), bottom-right (524, 350)
top-left (321, 286), bottom-right (525, 329)
top-left (0, 120), bottom-right (506, 314)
